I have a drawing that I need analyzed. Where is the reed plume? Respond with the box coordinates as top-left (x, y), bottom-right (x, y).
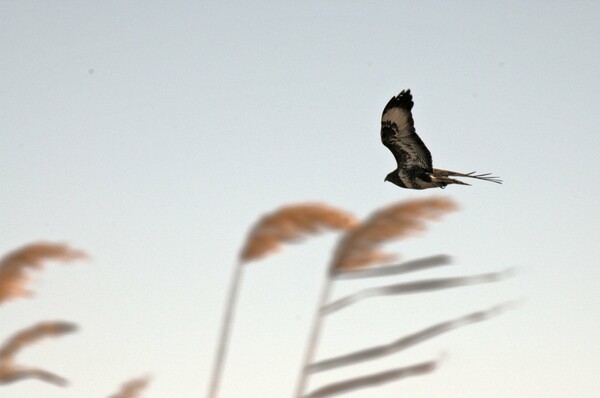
top-left (308, 302), bottom-right (515, 373)
top-left (108, 375), bottom-right (151, 398)
top-left (0, 242), bottom-right (87, 304)
top-left (207, 203), bottom-right (357, 398)
top-left (0, 321), bottom-right (77, 387)
top-left (240, 204), bottom-right (357, 262)
top-left (331, 198), bottom-right (457, 271)
top-left (295, 197), bottom-right (456, 397)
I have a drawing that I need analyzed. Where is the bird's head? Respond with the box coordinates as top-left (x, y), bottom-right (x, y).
top-left (384, 171), bottom-right (406, 188)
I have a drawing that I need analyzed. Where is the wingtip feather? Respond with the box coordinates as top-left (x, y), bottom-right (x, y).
top-left (383, 89), bottom-right (414, 114)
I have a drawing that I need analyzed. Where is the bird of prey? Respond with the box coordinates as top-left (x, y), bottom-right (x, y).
top-left (0, 321), bottom-right (77, 387)
top-left (381, 89), bottom-right (502, 189)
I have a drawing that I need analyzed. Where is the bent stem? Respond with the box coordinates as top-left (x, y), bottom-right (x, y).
top-left (293, 275), bottom-right (335, 398)
top-left (206, 260), bottom-right (244, 398)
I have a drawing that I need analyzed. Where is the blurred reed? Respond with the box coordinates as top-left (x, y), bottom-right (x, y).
top-left (303, 356), bottom-right (440, 398)
top-left (308, 302), bottom-right (515, 373)
top-left (108, 375), bottom-right (151, 398)
top-left (240, 204), bottom-right (357, 262)
top-left (0, 242), bottom-right (87, 304)
top-left (331, 198), bottom-right (457, 271)
top-left (322, 269), bottom-right (515, 315)
top-left (0, 321), bottom-right (78, 387)
top-left (207, 203), bottom-right (357, 398)
top-left (332, 254), bottom-right (452, 280)
top-left (294, 197), bottom-right (456, 397)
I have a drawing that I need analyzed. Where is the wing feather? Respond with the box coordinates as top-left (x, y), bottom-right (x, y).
top-left (381, 90), bottom-right (432, 171)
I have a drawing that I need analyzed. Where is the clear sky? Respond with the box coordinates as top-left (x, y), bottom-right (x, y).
top-left (1, 1), bottom-right (599, 397)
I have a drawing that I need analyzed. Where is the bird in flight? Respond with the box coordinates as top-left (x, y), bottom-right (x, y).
top-left (381, 89), bottom-right (502, 189)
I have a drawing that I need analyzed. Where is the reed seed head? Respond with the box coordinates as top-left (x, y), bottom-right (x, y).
top-left (240, 204), bottom-right (357, 263)
top-left (0, 321), bottom-right (78, 364)
top-left (0, 242), bottom-right (87, 304)
top-left (108, 375), bottom-right (152, 398)
top-left (331, 198), bottom-right (457, 271)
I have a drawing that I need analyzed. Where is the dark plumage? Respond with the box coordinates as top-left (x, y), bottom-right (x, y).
top-left (381, 89), bottom-right (502, 189)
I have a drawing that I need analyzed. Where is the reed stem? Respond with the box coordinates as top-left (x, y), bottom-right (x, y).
top-left (293, 274), bottom-right (334, 398)
top-left (206, 260), bottom-right (244, 398)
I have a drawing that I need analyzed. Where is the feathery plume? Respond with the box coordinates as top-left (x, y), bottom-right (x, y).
top-left (209, 203), bottom-right (357, 398)
top-left (294, 199), bottom-right (455, 397)
top-left (0, 321), bottom-right (78, 363)
top-left (240, 204), bottom-right (357, 263)
top-left (108, 375), bottom-right (151, 398)
top-left (0, 242), bottom-right (87, 304)
top-left (331, 198), bottom-right (456, 271)
top-left (0, 321), bottom-right (78, 387)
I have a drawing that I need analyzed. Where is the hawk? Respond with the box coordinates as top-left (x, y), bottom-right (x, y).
top-left (381, 89), bottom-right (502, 189)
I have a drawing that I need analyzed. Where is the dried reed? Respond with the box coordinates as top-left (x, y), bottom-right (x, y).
top-left (332, 254), bottom-right (452, 280)
top-left (0, 321), bottom-right (78, 386)
top-left (294, 198), bottom-right (456, 397)
top-left (207, 203), bottom-right (356, 398)
top-left (240, 204), bottom-right (357, 262)
top-left (309, 302), bottom-right (515, 373)
top-left (0, 242), bottom-right (87, 304)
top-left (303, 356), bottom-right (440, 398)
top-left (322, 269), bottom-right (515, 315)
top-left (331, 198), bottom-right (457, 271)
top-left (108, 375), bottom-right (151, 398)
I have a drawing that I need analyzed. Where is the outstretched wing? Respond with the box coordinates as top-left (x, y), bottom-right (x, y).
top-left (381, 89), bottom-right (432, 172)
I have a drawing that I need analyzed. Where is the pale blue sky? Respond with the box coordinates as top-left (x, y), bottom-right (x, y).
top-left (1, 1), bottom-right (599, 397)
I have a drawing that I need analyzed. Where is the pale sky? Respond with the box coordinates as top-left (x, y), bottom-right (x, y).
top-left (1, 1), bottom-right (599, 397)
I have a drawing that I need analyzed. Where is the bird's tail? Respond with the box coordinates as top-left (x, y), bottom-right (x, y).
top-left (429, 175), bottom-right (471, 187)
top-left (433, 169), bottom-right (502, 184)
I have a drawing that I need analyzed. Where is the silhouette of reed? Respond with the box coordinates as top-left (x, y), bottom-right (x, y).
top-left (207, 203), bottom-right (357, 398)
top-left (108, 375), bottom-right (151, 398)
top-left (0, 321), bottom-right (78, 387)
top-left (0, 242), bottom-right (87, 304)
top-left (294, 197), bottom-right (457, 397)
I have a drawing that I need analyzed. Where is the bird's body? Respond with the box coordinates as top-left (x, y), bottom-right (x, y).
top-left (381, 89), bottom-right (501, 189)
